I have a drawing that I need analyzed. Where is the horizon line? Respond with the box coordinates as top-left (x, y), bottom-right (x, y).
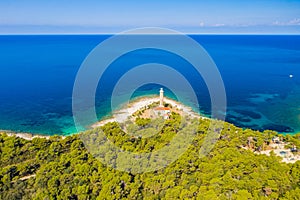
top-left (1, 32), bottom-right (300, 36)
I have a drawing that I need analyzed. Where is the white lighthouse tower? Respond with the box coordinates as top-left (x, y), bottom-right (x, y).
top-left (159, 88), bottom-right (164, 107)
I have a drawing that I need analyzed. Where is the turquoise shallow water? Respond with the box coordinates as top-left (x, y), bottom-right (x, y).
top-left (0, 35), bottom-right (299, 135)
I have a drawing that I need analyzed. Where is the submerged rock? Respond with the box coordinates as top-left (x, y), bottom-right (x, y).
top-left (262, 124), bottom-right (294, 133)
top-left (233, 109), bottom-right (262, 119)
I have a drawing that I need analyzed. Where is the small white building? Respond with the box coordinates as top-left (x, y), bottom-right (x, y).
top-left (272, 136), bottom-right (281, 144)
top-left (154, 106), bottom-right (171, 119)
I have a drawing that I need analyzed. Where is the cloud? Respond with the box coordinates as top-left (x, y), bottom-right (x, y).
top-left (287, 18), bottom-right (300, 25)
top-left (198, 22), bottom-right (227, 27)
top-left (272, 18), bottom-right (300, 26)
top-left (212, 23), bottom-right (225, 27)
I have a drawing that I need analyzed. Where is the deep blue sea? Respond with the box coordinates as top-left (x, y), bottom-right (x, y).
top-left (0, 35), bottom-right (299, 135)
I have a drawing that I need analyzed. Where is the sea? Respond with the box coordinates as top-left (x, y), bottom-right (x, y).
top-left (0, 35), bottom-right (299, 135)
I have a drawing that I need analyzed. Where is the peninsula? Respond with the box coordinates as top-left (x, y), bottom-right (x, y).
top-left (1, 89), bottom-right (300, 199)
top-left (92, 88), bottom-right (200, 129)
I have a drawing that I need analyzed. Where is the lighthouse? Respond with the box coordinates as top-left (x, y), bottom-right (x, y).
top-left (159, 88), bottom-right (164, 107)
top-left (154, 88), bottom-right (171, 119)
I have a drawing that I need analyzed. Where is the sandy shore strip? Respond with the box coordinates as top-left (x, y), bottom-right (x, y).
top-left (0, 131), bottom-right (50, 140)
top-left (91, 96), bottom-right (202, 128)
top-left (0, 130), bottom-right (67, 140)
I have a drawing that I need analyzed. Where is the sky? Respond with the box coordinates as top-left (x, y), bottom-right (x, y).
top-left (0, 0), bottom-right (300, 34)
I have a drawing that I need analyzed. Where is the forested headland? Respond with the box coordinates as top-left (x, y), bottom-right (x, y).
top-left (1, 113), bottom-right (300, 199)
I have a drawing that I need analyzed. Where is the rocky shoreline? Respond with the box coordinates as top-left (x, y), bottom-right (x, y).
top-left (91, 96), bottom-right (201, 128)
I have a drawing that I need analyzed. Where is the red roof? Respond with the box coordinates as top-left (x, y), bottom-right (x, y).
top-left (154, 107), bottom-right (171, 111)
